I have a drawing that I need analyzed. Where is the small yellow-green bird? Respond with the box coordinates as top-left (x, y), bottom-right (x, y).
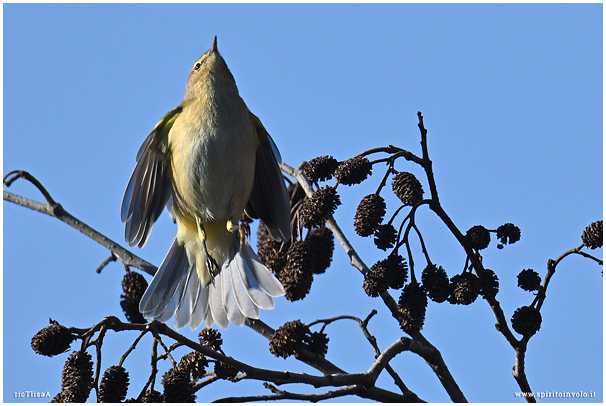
top-left (121, 37), bottom-right (290, 330)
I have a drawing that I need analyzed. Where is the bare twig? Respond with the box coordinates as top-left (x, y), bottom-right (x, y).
top-left (512, 344), bottom-right (533, 402)
top-left (417, 112), bottom-right (440, 205)
top-left (217, 382), bottom-right (422, 403)
top-left (3, 173), bottom-right (157, 276)
top-left (192, 375), bottom-right (220, 392)
top-left (138, 337), bottom-right (159, 400)
top-left (4, 170), bottom-right (59, 206)
top-left (513, 243), bottom-right (602, 403)
top-left (534, 244), bottom-right (602, 311)
top-left (149, 326), bottom-right (177, 368)
top-left (216, 383), bottom-right (363, 403)
top-left (306, 311), bottom-right (414, 397)
top-left (96, 253), bottom-right (118, 274)
top-left (359, 312), bottom-right (412, 396)
top-left (119, 329), bottom-right (149, 367)
top-left (282, 162), bottom-right (369, 277)
top-left (243, 317), bottom-right (276, 340)
top-left (244, 317), bottom-right (346, 375)
top-left (92, 324), bottom-right (108, 401)
top-left (157, 342), bottom-right (186, 361)
top-left (356, 145), bottom-right (424, 166)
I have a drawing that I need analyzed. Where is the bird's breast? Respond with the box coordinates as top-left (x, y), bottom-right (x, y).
top-left (169, 98), bottom-right (256, 223)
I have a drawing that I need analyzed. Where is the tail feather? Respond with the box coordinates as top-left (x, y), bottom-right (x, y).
top-left (203, 294), bottom-right (215, 328)
top-left (140, 238), bottom-right (285, 330)
top-left (174, 267), bottom-right (204, 330)
top-left (228, 255), bottom-right (261, 319)
top-left (222, 270), bottom-right (246, 327)
top-left (232, 249), bottom-right (275, 312)
top-left (241, 242), bottom-right (286, 298)
top-left (140, 239), bottom-right (190, 321)
top-left (209, 274), bottom-right (229, 328)
top-left (188, 284), bottom-right (209, 330)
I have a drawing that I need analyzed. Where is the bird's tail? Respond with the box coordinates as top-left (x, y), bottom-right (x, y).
top-left (139, 237), bottom-right (285, 330)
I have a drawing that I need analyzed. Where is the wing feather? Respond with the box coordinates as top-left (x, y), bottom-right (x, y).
top-left (245, 112), bottom-right (291, 242)
top-left (121, 105), bottom-right (182, 247)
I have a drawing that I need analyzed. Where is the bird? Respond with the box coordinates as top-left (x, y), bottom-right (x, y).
top-left (121, 37), bottom-right (290, 330)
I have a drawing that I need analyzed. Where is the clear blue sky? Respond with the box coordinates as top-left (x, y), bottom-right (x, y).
top-left (3, 3), bottom-right (602, 403)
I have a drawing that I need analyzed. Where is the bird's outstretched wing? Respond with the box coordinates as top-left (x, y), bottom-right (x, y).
top-left (121, 105), bottom-right (182, 247)
top-left (245, 111), bottom-right (291, 242)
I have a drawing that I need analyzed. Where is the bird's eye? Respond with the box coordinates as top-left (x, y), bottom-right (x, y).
top-left (194, 62), bottom-right (202, 71)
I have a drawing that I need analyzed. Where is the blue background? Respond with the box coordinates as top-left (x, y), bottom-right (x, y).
top-left (3, 3), bottom-right (603, 403)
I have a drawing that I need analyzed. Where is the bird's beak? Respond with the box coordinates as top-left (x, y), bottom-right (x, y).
top-left (211, 36), bottom-right (218, 53)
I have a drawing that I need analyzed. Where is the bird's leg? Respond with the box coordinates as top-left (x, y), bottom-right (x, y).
top-left (239, 222), bottom-right (250, 246)
top-left (226, 218), bottom-right (239, 233)
top-left (195, 217), bottom-right (220, 280)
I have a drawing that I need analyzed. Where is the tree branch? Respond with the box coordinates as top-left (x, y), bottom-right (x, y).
top-left (245, 317), bottom-right (346, 375)
top-left (3, 172), bottom-right (157, 276)
top-left (64, 316), bottom-right (421, 402)
top-left (307, 311), bottom-right (416, 398)
top-left (411, 115), bottom-right (531, 400)
top-left (281, 161), bottom-right (467, 403)
top-left (216, 383), bottom-right (363, 403)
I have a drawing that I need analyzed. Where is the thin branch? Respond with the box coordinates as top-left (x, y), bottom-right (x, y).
top-left (374, 161), bottom-right (396, 195)
top-left (367, 337), bottom-right (424, 382)
top-left (244, 317), bottom-right (276, 340)
top-left (306, 312), bottom-right (415, 397)
top-left (4, 175), bottom-right (157, 276)
top-left (512, 242), bottom-right (602, 404)
top-left (356, 145), bottom-right (425, 166)
top-left (119, 329), bottom-right (149, 367)
top-left (4, 170), bottom-right (59, 206)
top-left (216, 383), bottom-right (363, 403)
top-left (244, 317), bottom-right (346, 375)
top-left (165, 320), bottom-right (421, 402)
top-left (411, 116), bottom-right (521, 348)
top-left (306, 311), bottom-right (418, 399)
top-left (417, 112), bottom-right (440, 205)
top-left (157, 342), bottom-right (186, 361)
top-left (573, 249), bottom-right (603, 264)
top-left (513, 344), bottom-right (535, 403)
top-left (138, 337), bottom-right (159, 399)
top-left (192, 375), bottom-right (220, 392)
top-left (306, 314), bottom-right (363, 328)
top-left (359, 312), bottom-right (413, 396)
top-left (217, 383), bottom-right (422, 403)
top-left (96, 253), bottom-right (118, 274)
top-left (403, 215), bottom-right (418, 282)
top-left (535, 244), bottom-right (602, 310)
top-left (149, 327), bottom-right (177, 368)
top-left (157, 320), bottom-right (372, 388)
top-left (92, 325), bottom-right (107, 401)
